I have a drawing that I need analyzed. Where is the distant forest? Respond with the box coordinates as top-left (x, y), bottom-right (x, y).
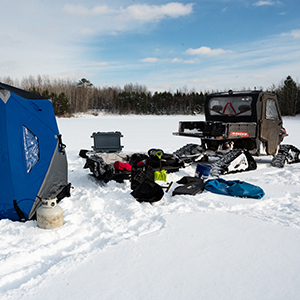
top-left (0, 75), bottom-right (299, 117)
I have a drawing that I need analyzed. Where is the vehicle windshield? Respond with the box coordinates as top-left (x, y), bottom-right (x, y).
top-left (208, 96), bottom-right (252, 117)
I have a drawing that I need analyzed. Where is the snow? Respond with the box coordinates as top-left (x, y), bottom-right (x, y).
top-left (1, 114), bottom-right (300, 300)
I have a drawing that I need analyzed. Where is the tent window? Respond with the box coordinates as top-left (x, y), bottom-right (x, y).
top-left (23, 126), bottom-right (39, 173)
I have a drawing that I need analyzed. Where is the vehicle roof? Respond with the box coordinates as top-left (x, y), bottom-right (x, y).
top-left (207, 90), bottom-right (263, 98)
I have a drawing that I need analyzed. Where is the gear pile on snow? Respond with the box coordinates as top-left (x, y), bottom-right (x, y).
top-left (82, 149), bottom-right (184, 183)
top-left (271, 144), bottom-right (300, 168)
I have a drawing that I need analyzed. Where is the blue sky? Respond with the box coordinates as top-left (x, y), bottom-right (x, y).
top-left (1, 0), bottom-right (300, 92)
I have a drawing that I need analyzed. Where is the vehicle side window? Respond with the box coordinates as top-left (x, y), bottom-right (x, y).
top-left (266, 99), bottom-right (279, 120)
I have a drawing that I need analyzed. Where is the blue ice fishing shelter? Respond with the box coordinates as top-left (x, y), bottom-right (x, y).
top-left (0, 82), bottom-right (71, 221)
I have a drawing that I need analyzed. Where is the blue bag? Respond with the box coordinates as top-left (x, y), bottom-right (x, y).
top-left (205, 178), bottom-right (264, 199)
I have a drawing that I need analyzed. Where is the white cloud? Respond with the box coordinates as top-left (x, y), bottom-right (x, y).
top-left (171, 58), bottom-right (198, 64)
top-left (63, 4), bottom-right (113, 16)
top-left (89, 62), bottom-right (110, 67)
top-left (253, 1), bottom-right (281, 6)
top-left (281, 29), bottom-right (300, 39)
top-left (61, 2), bottom-right (194, 36)
top-left (171, 58), bottom-right (183, 63)
top-left (124, 3), bottom-right (193, 22)
top-left (140, 57), bottom-right (160, 63)
top-left (64, 3), bottom-right (194, 22)
top-left (185, 46), bottom-right (233, 56)
top-left (183, 59), bottom-right (199, 64)
top-left (140, 57), bottom-right (199, 64)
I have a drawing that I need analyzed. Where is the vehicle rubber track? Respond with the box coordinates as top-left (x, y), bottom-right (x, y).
top-left (173, 143), bottom-right (203, 164)
top-left (210, 149), bottom-right (257, 177)
top-left (271, 144), bottom-right (300, 168)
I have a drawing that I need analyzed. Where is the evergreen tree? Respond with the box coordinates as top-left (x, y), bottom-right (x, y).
top-left (278, 76), bottom-right (299, 116)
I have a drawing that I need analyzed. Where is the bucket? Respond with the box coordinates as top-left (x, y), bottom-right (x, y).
top-left (195, 163), bottom-right (212, 180)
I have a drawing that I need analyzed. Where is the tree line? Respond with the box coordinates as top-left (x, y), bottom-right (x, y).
top-left (0, 75), bottom-right (299, 116)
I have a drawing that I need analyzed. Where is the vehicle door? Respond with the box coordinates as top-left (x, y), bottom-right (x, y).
top-left (260, 94), bottom-right (282, 155)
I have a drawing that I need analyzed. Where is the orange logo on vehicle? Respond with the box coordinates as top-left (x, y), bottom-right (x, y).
top-left (230, 131), bottom-right (249, 137)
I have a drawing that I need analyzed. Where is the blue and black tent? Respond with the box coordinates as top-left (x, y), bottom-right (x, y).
top-left (0, 82), bottom-right (71, 221)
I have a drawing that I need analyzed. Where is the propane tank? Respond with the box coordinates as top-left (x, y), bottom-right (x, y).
top-left (37, 198), bottom-right (63, 229)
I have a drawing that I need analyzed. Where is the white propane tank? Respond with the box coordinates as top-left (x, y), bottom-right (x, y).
top-left (37, 198), bottom-right (63, 229)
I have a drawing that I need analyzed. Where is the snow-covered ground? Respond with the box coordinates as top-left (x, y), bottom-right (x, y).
top-left (1, 114), bottom-right (300, 300)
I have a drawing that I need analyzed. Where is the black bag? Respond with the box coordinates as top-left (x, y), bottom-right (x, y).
top-left (172, 176), bottom-right (205, 196)
top-left (131, 164), bottom-right (154, 190)
top-left (130, 164), bottom-right (163, 203)
top-left (172, 182), bottom-right (205, 196)
top-left (131, 178), bottom-right (164, 203)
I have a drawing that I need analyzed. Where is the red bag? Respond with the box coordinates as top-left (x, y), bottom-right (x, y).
top-left (114, 161), bottom-right (132, 171)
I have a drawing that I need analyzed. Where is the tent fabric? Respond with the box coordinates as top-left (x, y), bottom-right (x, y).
top-left (0, 82), bottom-right (70, 221)
top-left (205, 178), bottom-right (265, 199)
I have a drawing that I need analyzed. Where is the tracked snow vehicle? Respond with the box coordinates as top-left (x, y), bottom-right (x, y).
top-left (173, 90), bottom-right (300, 176)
